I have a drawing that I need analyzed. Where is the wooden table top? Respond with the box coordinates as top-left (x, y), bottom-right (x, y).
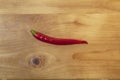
top-left (0, 0), bottom-right (120, 80)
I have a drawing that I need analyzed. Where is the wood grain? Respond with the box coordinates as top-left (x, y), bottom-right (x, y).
top-left (0, 14), bottom-right (120, 79)
top-left (0, 0), bottom-right (120, 80)
top-left (0, 0), bottom-right (120, 14)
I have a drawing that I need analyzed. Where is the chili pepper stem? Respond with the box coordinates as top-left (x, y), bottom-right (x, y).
top-left (31, 30), bottom-right (36, 36)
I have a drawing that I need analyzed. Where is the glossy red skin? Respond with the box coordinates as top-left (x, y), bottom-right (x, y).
top-left (31, 30), bottom-right (88, 45)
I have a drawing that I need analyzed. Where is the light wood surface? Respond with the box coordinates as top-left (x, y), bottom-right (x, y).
top-left (0, 0), bottom-right (120, 80)
top-left (0, 14), bottom-right (120, 79)
top-left (0, 0), bottom-right (120, 14)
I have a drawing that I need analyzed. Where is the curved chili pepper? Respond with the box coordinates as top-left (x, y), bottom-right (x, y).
top-left (31, 30), bottom-right (88, 45)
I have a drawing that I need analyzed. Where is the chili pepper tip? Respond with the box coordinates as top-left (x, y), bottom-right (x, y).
top-left (31, 30), bottom-right (36, 36)
top-left (84, 41), bottom-right (88, 44)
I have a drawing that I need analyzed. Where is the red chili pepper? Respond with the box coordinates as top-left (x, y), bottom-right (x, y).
top-left (31, 30), bottom-right (88, 45)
